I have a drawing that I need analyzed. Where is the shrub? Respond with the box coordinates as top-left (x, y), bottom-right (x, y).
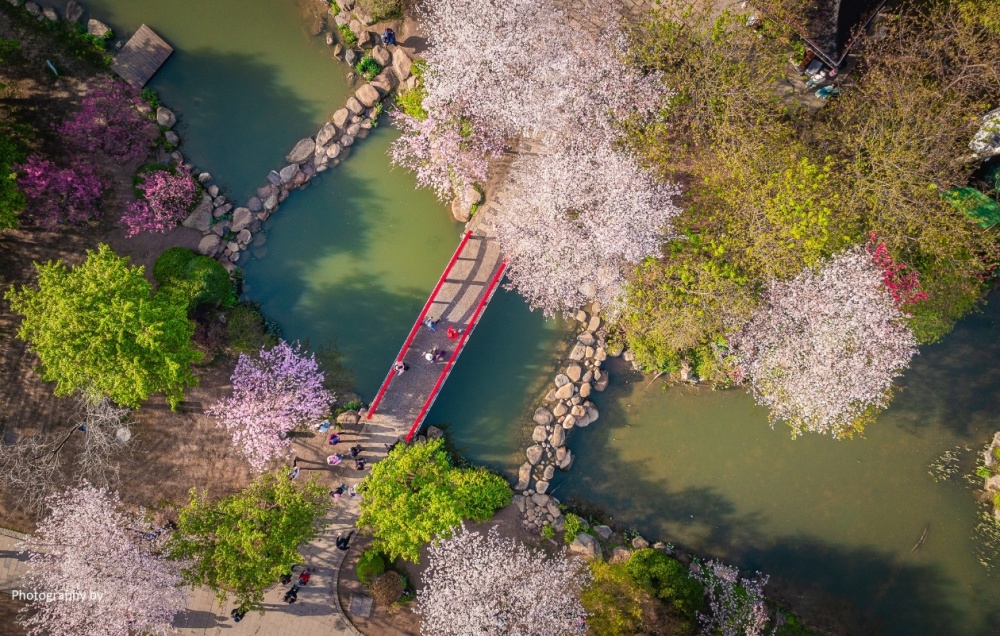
top-left (625, 549), bottom-right (704, 619)
top-left (580, 561), bottom-right (650, 636)
top-left (338, 24), bottom-right (359, 48)
top-left (370, 571), bottom-right (404, 606)
top-left (15, 154), bottom-right (105, 230)
top-left (153, 247), bottom-right (234, 312)
top-left (226, 303), bottom-right (280, 354)
top-left (356, 549), bottom-right (386, 584)
top-left (0, 37), bottom-right (20, 63)
top-left (0, 128), bottom-right (26, 230)
top-left (355, 55), bottom-right (381, 81)
top-left (57, 78), bottom-right (152, 161)
top-left (123, 165), bottom-right (200, 236)
top-left (563, 513), bottom-right (583, 544)
top-left (541, 524), bottom-right (555, 539)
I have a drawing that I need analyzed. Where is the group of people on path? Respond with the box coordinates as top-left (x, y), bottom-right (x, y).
top-left (392, 318), bottom-right (465, 376)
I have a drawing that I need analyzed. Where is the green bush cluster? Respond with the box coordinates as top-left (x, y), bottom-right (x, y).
top-left (625, 549), bottom-right (704, 619)
top-left (355, 55), bottom-right (381, 81)
top-left (153, 248), bottom-right (235, 313)
top-left (563, 512), bottom-right (584, 543)
top-left (356, 549), bottom-right (386, 584)
top-left (226, 302), bottom-right (280, 354)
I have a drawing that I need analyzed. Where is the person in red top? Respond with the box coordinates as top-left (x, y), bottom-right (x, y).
top-left (446, 325), bottom-right (463, 340)
top-left (297, 569), bottom-right (311, 586)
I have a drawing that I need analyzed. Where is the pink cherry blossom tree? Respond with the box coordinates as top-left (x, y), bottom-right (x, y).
top-left (207, 340), bottom-right (333, 471)
top-left (17, 484), bottom-right (186, 636)
top-left (730, 247), bottom-right (919, 437)
top-left (122, 166), bottom-right (200, 236)
top-left (690, 560), bottom-right (770, 636)
top-left (417, 524), bottom-right (590, 635)
top-left (494, 145), bottom-right (680, 314)
top-left (15, 154), bottom-right (105, 230)
top-left (57, 78), bottom-right (153, 162)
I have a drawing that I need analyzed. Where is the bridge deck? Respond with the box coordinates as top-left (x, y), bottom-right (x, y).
top-left (367, 230), bottom-right (506, 440)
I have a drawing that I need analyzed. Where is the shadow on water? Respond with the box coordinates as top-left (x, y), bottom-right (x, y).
top-left (152, 48), bottom-right (328, 198)
top-left (886, 297), bottom-right (1000, 438)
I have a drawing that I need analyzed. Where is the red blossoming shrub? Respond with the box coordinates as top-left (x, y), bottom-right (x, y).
top-left (57, 78), bottom-right (153, 162)
top-left (15, 154), bottom-right (105, 229)
top-left (122, 166), bottom-right (200, 236)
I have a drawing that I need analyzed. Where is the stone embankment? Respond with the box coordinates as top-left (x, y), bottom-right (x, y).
top-left (514, 304), bottom-right (619, 533)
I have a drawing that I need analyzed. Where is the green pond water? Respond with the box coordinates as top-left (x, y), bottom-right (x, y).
top-left (88, 1), bottom-right (1000, 633)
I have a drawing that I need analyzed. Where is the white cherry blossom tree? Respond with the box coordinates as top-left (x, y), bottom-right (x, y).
top-left (691, 560), bottom-right (770, 636)
top-left (17, 484), bottom-right (186, 636)
top-left (730, 247), bottom-right (918, 437)
top-left (494, 145), bottom-right (680, 314)
top-left (418, 525), bottom-right (590, 635)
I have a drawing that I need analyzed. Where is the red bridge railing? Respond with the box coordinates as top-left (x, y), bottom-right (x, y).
top-left (366, 230), bottom-right (473, 420)
top-left (405, 259), bottom-right (508, 442)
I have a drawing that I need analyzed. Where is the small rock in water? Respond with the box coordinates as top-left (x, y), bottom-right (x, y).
top-left (65, 0), bottom-right (83, 22)
top-left (42, 7), bottom-right (57, 21)
top-left (156, 107), bottom-right (176, 127)
top-left (533, 408), bottom-right (553, 426)
top-left (87, 18), bottom-right (111, 38)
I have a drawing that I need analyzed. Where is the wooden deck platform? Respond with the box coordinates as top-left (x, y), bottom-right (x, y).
top-left (111, 24), bottom-right (173, 89)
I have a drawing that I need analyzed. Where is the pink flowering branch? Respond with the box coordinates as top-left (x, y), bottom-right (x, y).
top-left (207, 341), bottom-right (333, 471)
top-left (15, 154), bottom-right (105, 230)
top-left (122, 166), bottom-right (200, 236)
top-left (865, 232), bottom-right (928, 308)
top-left (57, 78), bottom-right (153, 162)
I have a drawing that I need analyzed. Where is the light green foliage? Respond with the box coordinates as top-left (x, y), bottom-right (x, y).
top-left (541, 524), bottom-right (555, 539)
top-left (338, 24), bottom-right (359, 48)
top-left (621, 0), bottom-right (1000, 377)
top-left (5, 244), bottom-right (201, 409)
top-left (356, 549), bottom-right (386, 584)
top-left (581, 561), bottom-right (653, 636)
top-left (0, 37), bottom-right (19, 63)
top-left (169, 472), bottom-right (327, 609)
top-left (395, 60), bottom-right (428, 120)
top-left (226, 302), bottom-right (280, 354)
top-left (563, 513), bottom-right (584, 544)
top-left (153, 247), bottom-right (234, 312)
top-left (356, 438), bottom-right (512, 562)
top-left (625, 549), bottom-right (704, 619)
top-left (0, 122), bottom-right (29, 230)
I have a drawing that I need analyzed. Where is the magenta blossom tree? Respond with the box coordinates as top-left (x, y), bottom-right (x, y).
top-left (57, 77), bottom-right (153, 162)
top-left (730, 247), bottom-right (919, 437)
top-left (17, 484), bottom-right (186, 636)
top-left (122, 166), bottom-right (200, 236)
top-left (208, 340), bottom-right (333, 471)
top-left (15, 154), bottom-right (105, 229)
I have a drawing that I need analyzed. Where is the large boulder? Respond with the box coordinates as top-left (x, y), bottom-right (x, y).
top-left (526, 445), bottom-right (543, 465)
top-left (65, 0), bottom-right (83, 22)
top-left (316, 122), bottom-right (337, 147)
top-left (515, 462), bottom-right (531, 491)
top-left (531, 426), bottom-right (548, 443)
top-left (24, 2), bottom-right (40, 17)
top-left (286, 138), bottom-right (316, 163)
top-left (87, 18), bottom-right (111, 38)
top-left (392, 47), bottom-right (413, 81)
top-left (609, 546), bottom-right (632, 564)
top-left (349, 20), bottom-right (371, 47)
top-left (549, 427), bottom-right (565, 448)
top-left (370, 69), bottom-right (397, 96)
top-left (533, 408), bottom-right (553, 426)
top-left (568, 533), bottom-right (602, 561)
top-left (594, 525), bottom-right (613, 541)
top-left (332, 108), bottom-right (351, 129)
top-left (230, 207), bottom-right (253, 232)
top-left (371, 44), bottom-right (391, 67)
top-left (181, 195), bottom-right (213, 232)
top-left (557, 448), bottom-right (573, 470)
top-left (336, 409), bottom-right (360, 426)
top-left (197, 234), bottom-right (222, 257)
top-left (247, 196), bottom-right (263, 213)
top-left (565, 363), bottom-right (583, 383)
top-left (355, 84), bottom-right (380, 108)
top-left (568, 343), bottom-right (586, 361)
top-left (554, 383), bottom-right (574, 400)
top-left (42, 6), bottom-right (57, 21)
top-left (345, 96), bottom-right (365, 115)
top-left (279, 163), bottom-right (300, 184)
top-left (156, 107), bottom-right (176, 128)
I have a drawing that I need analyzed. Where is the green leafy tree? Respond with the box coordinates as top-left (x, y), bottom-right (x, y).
top-left (5, 244), bottom-right (201, 409)
top-left (356, 438), bottom-right (511, 562)
top-left (169, 471), bottom-right (327, 609)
